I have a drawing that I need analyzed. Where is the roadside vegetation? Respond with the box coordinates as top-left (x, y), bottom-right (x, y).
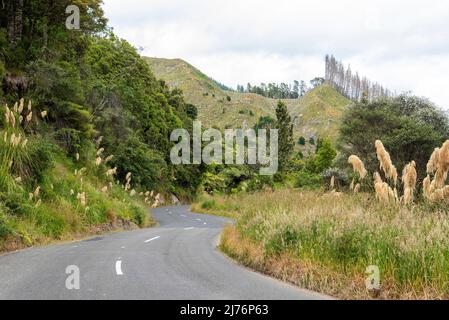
top-left (0, 98), bottom-right (156, 252)
top-left (196, 187), bottom-right (449, 299)
top-left (194, 94), bottom-right (449, 299)
top-left (0, 1), bottom-right (198, 252)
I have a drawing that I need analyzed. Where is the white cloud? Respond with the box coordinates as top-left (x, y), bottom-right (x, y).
top-left (103, 0), bottom-right (449, 107)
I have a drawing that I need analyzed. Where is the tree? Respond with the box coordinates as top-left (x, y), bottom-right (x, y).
top-left (310, 77), bottom-right (325, 88)
top-left (254, 116), bottom-right (275, 131)
top-left (275, 101), bottom-right (294, 172)
top-left (298, 136), bottom-right (306, 145)
top-left (292, 80), bottom-right (299, 98)
top-left (299, 80), bottom-right (308, 96)
top-left (314, 139), bottom-right (337, 173)
top-left (325, 54), bottom-right (393, 102)
top-left (338, 94), bottom-right (449, 185)
top-left (309, 137), bottom-right (315, 145)
top-left (6, 0), bottom-right (24, 47)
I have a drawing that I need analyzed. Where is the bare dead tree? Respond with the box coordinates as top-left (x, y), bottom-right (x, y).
top-left (324, 54), bottom-right (393, 102)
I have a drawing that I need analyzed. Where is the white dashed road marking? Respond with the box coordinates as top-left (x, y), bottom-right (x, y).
top-left (144, 236), bottom-right (160, 243)
top-left (115, 260), bottom-right (123, 275)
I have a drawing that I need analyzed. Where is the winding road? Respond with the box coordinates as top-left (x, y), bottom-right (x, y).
top-left (0, 206), bottom-right (327, 300)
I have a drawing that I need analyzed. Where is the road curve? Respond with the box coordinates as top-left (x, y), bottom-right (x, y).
top-left (0, 206), bottom-right (328, 300)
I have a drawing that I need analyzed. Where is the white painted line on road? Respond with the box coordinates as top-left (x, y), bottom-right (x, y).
top-left (121, 246), bottom-right (125, 249)
top-left (196, 218), bottom-right (202, 221)
top-left (180, 214), bottom-right (186, 217)
top-left (115, 260), bottom-right (123, 275)
top-left (203, 222), bottom-right (207, 225)
top-left (184, 227), bottom-right (194, 230)
top-left (144, 236), bottom-right (160, 243)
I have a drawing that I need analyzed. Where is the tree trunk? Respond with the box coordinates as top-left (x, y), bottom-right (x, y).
top-left (6, 0), bottom-right (24, 47)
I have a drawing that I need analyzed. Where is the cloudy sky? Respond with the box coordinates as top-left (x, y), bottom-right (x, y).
top-left (103, 0), bottom-right (449, 107)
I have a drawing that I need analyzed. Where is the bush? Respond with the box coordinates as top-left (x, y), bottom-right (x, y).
top-left (295, 171), bottom-right (323, 189)
top-left (112, 135), bottom-right (169, 191)
top-left (35, 205), bottom-right (66, 238)
top-left (0, 192), bottom-right (33, 217)
top-left (265, 225), bottom-right (300, 255)
top-left (245, 175), bottom-right (274, 193)
top-left (0, 207), bottom-right (13, 238)
top-left (201, 199), bottom-right (216, 209)
top-left (322, 167), bottom-right (350, 188)
top-left (129, 204), bottom-right (147, 227)
top-left (314, 139), bottom-right (336, 173)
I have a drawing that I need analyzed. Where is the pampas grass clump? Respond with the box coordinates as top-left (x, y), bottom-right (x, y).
top-left (348, 155), bottom-right (367, 179)
top-left (402, 161), bottom-right (417, 204)
top-left (375, 140), bottom-right (398, 185)
top-left (424, 140), bottom-right (449, 201)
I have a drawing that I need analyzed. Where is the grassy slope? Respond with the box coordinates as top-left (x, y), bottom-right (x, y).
top-left (145, 57), bottom-right (351, 152)
top-left (0, 144), bottom-right (154, 254)
top-left (193, 190), bottom-right (449, 300)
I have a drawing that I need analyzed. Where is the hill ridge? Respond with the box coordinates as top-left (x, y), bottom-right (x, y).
top-left (144, 56), bottom-right (352, 150)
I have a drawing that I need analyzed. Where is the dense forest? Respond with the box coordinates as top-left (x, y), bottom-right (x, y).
top-left (325, 54), bottom-right (394, 102)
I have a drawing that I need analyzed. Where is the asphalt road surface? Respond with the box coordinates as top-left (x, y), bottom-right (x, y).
top-left (0, 205), bottom-right (328, 300)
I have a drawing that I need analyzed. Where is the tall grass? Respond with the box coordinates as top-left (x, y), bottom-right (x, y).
top-left (0, 101), bottom-right (154, 252)
top-left (197, 190), bottom-right (449, 299)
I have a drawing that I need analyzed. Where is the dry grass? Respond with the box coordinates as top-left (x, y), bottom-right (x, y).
top-left (197, 189), bottom-right (449, 299)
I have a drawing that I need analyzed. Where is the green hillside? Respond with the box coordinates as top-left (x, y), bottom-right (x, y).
top-left (145, 57), bottom-right (351, 151)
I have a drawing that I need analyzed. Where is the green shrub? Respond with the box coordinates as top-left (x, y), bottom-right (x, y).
top-left (322, 167), bottom-right (349, 188)
top-left (112, 135), bottom-right (169, 192)
top-left (295, 171), bottom-right (323, 189)
top-left (201, 199), bottom-right (216, 209)
top-left (35, 206), bottom-right (66, 238)
top-left (0, 207), bottom-right (13, 238)
top-left (245, 175), bottom-right (274, 193)
top-left (0, 192), bottom-right (33, 217)
top-left (129, 204), bottom-right (147, 227)
top-left (265, 225), bottom-right (300, 255)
